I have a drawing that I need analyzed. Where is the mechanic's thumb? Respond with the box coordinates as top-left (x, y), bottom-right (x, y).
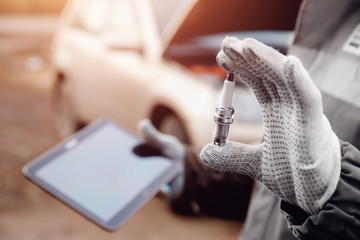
top-left (137, 119), bottom-right (185, 161)
top-left (138, 119), bottom-right (170, 147)
top-left (200, 142), bottom-right (263, 181)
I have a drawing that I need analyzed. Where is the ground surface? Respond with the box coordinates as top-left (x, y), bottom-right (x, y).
top-left (0, 16), bottom-right (243, 240)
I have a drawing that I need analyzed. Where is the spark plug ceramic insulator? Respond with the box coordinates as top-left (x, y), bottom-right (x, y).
top-left (213, 72), bottom-right (235, 146)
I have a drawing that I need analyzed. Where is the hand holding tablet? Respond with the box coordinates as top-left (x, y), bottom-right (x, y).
top-left (23, 119), bottom-right (181, 231)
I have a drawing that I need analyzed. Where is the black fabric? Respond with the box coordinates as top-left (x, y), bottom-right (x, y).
top-left (281, 142), bottom-right (360, 239)
top-left (170, 146), bottom-right (253, 220)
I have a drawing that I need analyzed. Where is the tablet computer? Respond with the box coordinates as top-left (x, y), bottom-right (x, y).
top-left (22, 118), bottom-right (181, 231)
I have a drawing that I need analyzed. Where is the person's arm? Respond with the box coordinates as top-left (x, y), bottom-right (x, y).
top-left (201, 37), bottom-right (341, 215)
top-left (200, 37), bottom-right (360, 238)
top-left (280, 141), bottom-right (360, 239)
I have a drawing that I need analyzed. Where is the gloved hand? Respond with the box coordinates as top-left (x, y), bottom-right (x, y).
top-left (137, 119), bottom-right (185, 200)
top-left (200, 37), bottom-right (341, 214)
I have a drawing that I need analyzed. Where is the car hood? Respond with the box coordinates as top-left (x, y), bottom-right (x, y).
top-left (162, 0), bottom-right (301, 63)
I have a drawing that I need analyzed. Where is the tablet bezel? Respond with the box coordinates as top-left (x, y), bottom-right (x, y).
top-left (22, 118), bottom-right (182, 231)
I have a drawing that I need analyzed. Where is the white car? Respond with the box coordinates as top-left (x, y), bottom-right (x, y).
top-left (51, 0), bottom-right (299, 148)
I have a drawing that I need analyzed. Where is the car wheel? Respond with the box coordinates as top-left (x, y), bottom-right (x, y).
top-left (52, 73), bottom-right (83, 139)
top-left (157, 112), bottom-right (190, 145)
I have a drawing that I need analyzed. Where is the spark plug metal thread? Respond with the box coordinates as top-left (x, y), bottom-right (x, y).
top-left (213, 106), bottom-right (234, 146)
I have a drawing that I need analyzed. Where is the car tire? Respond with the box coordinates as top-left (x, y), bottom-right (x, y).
top-left (157, 112), bottom-right (190, 145)
top-left (52, 73), bottom-right (83, 139)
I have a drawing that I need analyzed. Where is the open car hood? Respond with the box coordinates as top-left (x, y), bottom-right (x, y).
top-left (162, 0), bottom-right (301, 64)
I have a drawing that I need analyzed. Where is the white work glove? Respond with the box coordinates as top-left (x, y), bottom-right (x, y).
top-left (137, 119), bottom-right (185, 200)
top-left (200, 37), bottom-right (341, 214)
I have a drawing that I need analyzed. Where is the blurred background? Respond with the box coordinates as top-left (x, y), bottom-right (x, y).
top-left (0, 0), bottom-right (301, 239)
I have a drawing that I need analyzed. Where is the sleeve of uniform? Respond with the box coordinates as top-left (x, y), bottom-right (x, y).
top-left (280, 141), bottom-right (360, 239)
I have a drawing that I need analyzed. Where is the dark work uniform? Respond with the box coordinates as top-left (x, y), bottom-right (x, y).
top-left (171, 0), bottom-right (360, 239)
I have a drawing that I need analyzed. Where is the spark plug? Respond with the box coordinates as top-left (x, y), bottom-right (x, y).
top-left (213, 72), bottom-right (235, 146)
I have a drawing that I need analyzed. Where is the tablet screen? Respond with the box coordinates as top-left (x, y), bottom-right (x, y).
top-left (24, 120), bottom-right (179, 230)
